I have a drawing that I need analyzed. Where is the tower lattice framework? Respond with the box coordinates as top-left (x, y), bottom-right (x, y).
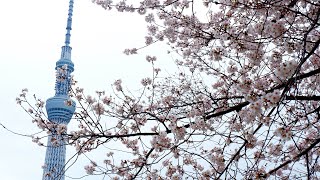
top-left (43, 0), bottom-right (76, 179)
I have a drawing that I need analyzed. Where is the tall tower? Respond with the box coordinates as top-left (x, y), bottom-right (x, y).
top-left (43, 0), bottom-right (76, 179)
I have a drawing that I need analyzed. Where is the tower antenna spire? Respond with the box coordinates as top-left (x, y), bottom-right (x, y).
top-left (60, 0), bottom-right (74, 60)
top-left (65, 0), bottom-right (74, 46)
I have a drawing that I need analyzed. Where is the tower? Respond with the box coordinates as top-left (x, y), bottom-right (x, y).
top-left (42, 0), bottom-right (76, 179)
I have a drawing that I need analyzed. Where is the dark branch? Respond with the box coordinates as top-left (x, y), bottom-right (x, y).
top-left (267, 138), bottom-right (320, 176)
top-left (285, 95), bottom-right (320, 101)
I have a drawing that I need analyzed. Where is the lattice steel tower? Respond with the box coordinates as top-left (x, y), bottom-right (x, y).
top-left (43, 0), bottom-right (76, 179)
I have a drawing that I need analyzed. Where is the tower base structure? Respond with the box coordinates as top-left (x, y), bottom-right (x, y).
top-left (43, 96), bottom-right (75, 180)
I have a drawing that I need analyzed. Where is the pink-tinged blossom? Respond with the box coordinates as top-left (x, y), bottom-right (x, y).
top-left (211, 47), bottom-right (224, 61)
top-left (146, 55), bottom-right (156, 62)
top-left (145, 36), bottom-right (153, 45)
top-left (274, 127), bottom-right (292, 140)
top-left (92, 102), bottom-right (105, 115)
top-left (102, 96), bottom-right (112, 105)
top-left (75, 87), bottom-right (84, 93)
top-left (154, 68), bottom-right (161, 74)
top-left (64, 99), bottom-right (73, 106)
top-left (137, 7), bottom-right (146, 15)
top-left (123, 48), bottom-right (137, 55)
top-left (76, 94), bottom-right (83, 101)
top-left (16, 97), bottom-right (22, 104)
top-left (50, 137), bottom-right (59, 147)
top-left (18, 1), bottom-right (320, 179)
top-left (264, 90), bottom-right (282, 105)
top-left (145, 13), bottom-right (154, 23)
top-left (32, 136), bottom-right (40, 143)
top-left (268, 143), bottom-right (283, 156)
top-left (57, 124), bottom-right (67, 135)
top-left (141, 77), bottom-right (152, 86)
top-left (36, 100), bottom-right (45, 108)
top-left (147, 25), bottom-right (158, 35)
top-left (28, 108), bottom-right (34, 114)
top-left (84, 165), bottom-right (95, 175)
top-left (151, 131), bottom-right (172, 152)
top-left (113, 79), bottom-right (122, 91)
top-left (274, 60), bottom-right (298, 80)
top-left (86, 95), bottom-right (96, 104)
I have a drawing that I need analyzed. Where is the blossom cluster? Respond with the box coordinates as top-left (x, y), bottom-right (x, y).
top-left (15, 0), bottom-right (320, 179)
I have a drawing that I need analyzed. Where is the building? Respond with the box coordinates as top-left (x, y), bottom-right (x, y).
top-left (42, 0), bottom-right (76, 179)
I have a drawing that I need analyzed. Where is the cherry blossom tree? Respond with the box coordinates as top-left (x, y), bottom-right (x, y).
top-left (17, 0), bottom-right (320, 179)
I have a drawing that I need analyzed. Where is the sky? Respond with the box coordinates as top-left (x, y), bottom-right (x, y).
top-left (0, 0), bottom-right (173, 179)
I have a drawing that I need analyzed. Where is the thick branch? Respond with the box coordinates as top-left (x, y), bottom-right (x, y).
top-left (270, 68), bottom-right (320, 92)
top-left (285, 95), bottom-right (320, 101)
top-left (74, 132), bottom-right (158, 139)
top-left (205, 68), bottom-right (320, 120)
top-left (266, 138), bottom-right (320, 176)
top-left (132, 148), bottom-right (154, 179)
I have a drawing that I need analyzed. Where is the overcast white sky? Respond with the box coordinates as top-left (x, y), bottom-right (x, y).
top-left (0, 0), bottom-right (173, 179)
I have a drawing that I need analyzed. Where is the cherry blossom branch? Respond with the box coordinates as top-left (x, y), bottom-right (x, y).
top-left (205, 67), bottom-right (320, 120)
top-left (73, 132), bottom-right (158, 139)
top-left (266, 137), bottom-right (320, 176)
top-left (285, 95), bottom-right (320, 101)
top-left (132, 148), bottom-right (154, 179)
